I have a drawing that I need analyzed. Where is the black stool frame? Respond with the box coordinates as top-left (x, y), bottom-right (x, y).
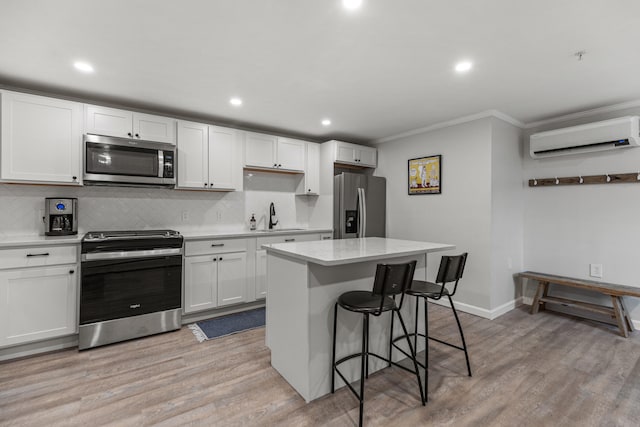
top-left (331, 261), bottom-right (425, 427)
top-left (391, 253), bottom-right (471, 401)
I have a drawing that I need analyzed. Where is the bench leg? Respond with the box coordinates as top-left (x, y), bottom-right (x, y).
top-left (530, 281), bottom-right (548, 315)
top-left (619, 297), bottom-right (635, 333)
top-left (611, 296), bottom-right (629, 338)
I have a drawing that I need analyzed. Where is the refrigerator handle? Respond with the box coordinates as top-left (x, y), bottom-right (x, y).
top-left (357, 187), bottom-right (366, 238)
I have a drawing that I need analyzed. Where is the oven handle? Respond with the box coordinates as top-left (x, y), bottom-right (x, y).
top-left (81, 247), bottom-right (183, 261)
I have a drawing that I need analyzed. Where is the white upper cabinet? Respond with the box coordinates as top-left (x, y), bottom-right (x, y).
top-left (244, 132), bottom-right (305, 172)
top-left (244, 132), bottom-right (277, 168)
top-left (177, 120), bottom-right (209, 189)
top-left (296, 142), bottom-right (320, 195)
top-left (85, 105), bottom-right (176, 144)
top-left (333, 140), bottom-right (377, 168)
top-left (276, 137), bottom-right (305, 171)
top-left (176, 121), bottom-right (241, 191)
top-left (209, 126), bottom-right (241, 190)
top-left (1, 91), bottom-right (82, 185)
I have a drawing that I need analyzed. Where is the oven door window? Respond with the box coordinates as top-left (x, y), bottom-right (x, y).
top-left (80, 255), bottom-right (182, 324)
top-left (86, 142), bottom-right (159, 177)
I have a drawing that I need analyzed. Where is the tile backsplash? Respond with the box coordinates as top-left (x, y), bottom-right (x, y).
top-left (0, 172), bottom-right (321, 237)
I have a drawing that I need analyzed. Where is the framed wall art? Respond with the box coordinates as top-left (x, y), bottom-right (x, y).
top-left (408, 154), bottom-right (441, 195)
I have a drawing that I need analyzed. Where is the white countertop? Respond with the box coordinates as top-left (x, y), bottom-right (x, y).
top-left (0, 228), bottom-right (332, 248)
top-left (263, 237), bottom-right (455, 266)
top-left (181, 228), bottom-right (332, 240)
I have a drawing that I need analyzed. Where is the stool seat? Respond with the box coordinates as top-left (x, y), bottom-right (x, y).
top-left (406, 280), bottom-right (450, 298)
top-left (338, 291), bottom-right (396, 313)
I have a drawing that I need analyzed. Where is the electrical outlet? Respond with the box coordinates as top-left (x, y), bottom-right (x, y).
top-left (589, 263), bottom-right (603, 278)
top-left (181, 210), bottom-right (189, 222)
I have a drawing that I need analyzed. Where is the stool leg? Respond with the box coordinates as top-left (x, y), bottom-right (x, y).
top-left (448, 295), bottom-right (472, 377)
top-left (388, 310), bottom-right (395, 368)
top-left (331, 302), bottom-right (338, 393)
top-left (359, 314), bottom-right (369, 427)
top-left (396, 310), bottom-right (426, 406)
top-left (424, 297), bottom-right (429, 401)
top-left (414, 296), bottom-right (419, 353)
top-left (365, 313), bottom-right (370, 379)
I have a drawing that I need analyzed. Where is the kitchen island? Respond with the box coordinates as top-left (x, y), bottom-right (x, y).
top-left (263, 237), bottom-right (455, 402)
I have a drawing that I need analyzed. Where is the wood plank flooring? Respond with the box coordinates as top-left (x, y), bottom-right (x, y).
top-left (1, 304), bottom-right (639, 426)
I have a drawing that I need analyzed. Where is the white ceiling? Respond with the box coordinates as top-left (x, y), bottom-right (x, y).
top-left (1, 0), bottom-right (639, 143)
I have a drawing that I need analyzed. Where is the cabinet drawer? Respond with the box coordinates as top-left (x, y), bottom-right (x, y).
top-left (185, 238), bottom-right (248, 256)
top-left (0, 245), bottom-right (77, 270)
top-left (256, 233), bottom-right (320, 246)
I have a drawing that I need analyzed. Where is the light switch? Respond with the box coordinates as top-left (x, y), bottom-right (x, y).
top-left (589, 263), bottom-right (603, 278)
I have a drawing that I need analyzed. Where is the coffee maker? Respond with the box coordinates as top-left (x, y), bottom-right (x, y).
top-left (45, 198), bottom-right (78, 236)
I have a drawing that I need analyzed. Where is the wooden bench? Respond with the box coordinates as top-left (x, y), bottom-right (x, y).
top-left (518, 271), bottom-right (640, 337)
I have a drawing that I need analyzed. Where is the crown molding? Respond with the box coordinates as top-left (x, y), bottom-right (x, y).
top-left (374, 110), bottom-right (524, 144)
top-left (524, 99), bottom-right (640, 129)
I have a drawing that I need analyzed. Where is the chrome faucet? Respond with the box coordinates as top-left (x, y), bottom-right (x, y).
top-left (269, 202), bottom-right (278, 229)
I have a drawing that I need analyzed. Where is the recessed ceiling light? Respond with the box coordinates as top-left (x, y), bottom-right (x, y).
top-left (230, 97), bottom-right (242, 106)
top-left (343, 0), bottom-right (363, 10)
top-left (73, 61), bottom-right (94, 73)
top-left (322, 119), bottom-right (331, 126)
top-left (455, 61), bottom-right (473, 73)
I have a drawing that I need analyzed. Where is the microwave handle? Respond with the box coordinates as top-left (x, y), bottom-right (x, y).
top-left (158, 150), bottom-right (164, 178)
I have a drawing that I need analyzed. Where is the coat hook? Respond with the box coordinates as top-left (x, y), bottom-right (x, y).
top-left (555, 176), bottom-right (559, 185)
top-left (533, 178), bottom-right (537, 186)
top-left (606, 174), bottom-right (611, 183)
top-left (579, 176), bottom-right (583, 184)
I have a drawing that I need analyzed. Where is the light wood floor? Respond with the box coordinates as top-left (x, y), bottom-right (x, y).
top-left (1, 304), bottom-right (639, 427)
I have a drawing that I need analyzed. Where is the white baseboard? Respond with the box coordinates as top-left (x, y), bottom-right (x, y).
top-left (0, 334), bottom-right (78, 362)
top-left (429, 297), bottom-right (523, 320)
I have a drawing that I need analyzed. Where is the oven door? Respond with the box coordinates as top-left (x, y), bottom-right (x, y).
top-left (80, 254), bottom-right (182, 325)
top-left (83, 134), bottom-right (176, 186)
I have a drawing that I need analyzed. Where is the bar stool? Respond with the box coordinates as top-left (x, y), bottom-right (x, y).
top-left (331, 260), bottom-right (425, 427)
top-left (392, 253), bottom-right (470, 401)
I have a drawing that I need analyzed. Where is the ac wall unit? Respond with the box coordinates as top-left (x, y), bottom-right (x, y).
top-left (529, 116), bottom-right (640, 159)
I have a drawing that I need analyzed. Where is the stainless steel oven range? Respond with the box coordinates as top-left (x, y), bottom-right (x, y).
top-left (79, 230), bottom-right (183, 350)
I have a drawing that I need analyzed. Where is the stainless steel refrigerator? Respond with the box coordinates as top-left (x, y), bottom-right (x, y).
top-left (333, 172), bottom-right (386, 239)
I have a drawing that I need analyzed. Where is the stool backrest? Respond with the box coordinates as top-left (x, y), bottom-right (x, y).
top-left (372, 260), bottom-right (417, 313)
top-left (435, 253), bottom-right (468, 297)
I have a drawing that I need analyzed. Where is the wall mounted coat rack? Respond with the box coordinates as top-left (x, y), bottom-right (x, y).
top-left (528, 172), bottom-right (640, 187)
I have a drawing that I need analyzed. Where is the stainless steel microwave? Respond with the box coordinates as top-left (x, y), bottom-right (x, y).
top-left (83, 134), bottom-right (176, 187)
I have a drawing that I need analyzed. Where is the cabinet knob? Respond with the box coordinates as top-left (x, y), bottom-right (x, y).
top-left (127, 132), bottom-right (132, 137)
top-left (273, 163), bottom-right (277, 167)
top-left (219, 256), bottom-right (223, 260)
top-left (209, 183), bottom-right (213, 187)
top-left (69, 270), bottom-right (75, 274)
top-left (213, 257), bottom-right (217, 261)
top-left (204, 183), bottom-right (208, 187)
top-left (135, 133), bottom-right (140, 138)
top-left (308, 189), bottom-right (311, 192)
top-left (278, 164), bottom-right (282, 168)
top-left (72, 176), bottom-right (77, 181)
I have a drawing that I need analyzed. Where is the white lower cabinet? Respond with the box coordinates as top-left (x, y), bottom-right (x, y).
top-left (0, 264), bottom-right (78, 347)
top-left (255, 249), bottom-right (267, 300)
top-left (184, 239), bottom-right (248, 314)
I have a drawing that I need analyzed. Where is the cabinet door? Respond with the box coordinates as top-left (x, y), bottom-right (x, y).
top-left (255, 249), bottom-right (267, 300)
top-left (209, 126), bottom-right (240, 190)
top-left (335, 141), bottom-right (357, 164)
top-left (84, 104), bottom-right (133, 138)
top-left (184, 255), bottom-right (218, 313)
top-left (357, 146), bottom-right (377, 167)
top-left (244, 132), bottom-right (277, 168)
top-left (133, 112), bottom-right (176, 144)
top-left (177, 121), bottom-right (209, 189)
top-left (1, 91), bottom-right (82, 184)
top-left (297, 142), bottom-right (320, 195)
top-left (217, 252), bottom-right (247, 307)
top-left (0, 265), bottom-right (77, 347)
top-left (276, 137), bottom-right (305, 171)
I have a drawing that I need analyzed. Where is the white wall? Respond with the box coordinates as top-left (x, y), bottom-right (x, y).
top-left (376, 118), bottom-right (494, 311)
top-left (0, 171), bottom-right (316, 237)
top-left (523, 107), bottom-right (640, 323)
top-left (490, 118), bottom-right (524, 310)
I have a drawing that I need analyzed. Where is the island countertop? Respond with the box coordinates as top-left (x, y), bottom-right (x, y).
top-left (262, 237), bottom-right (455, 266)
